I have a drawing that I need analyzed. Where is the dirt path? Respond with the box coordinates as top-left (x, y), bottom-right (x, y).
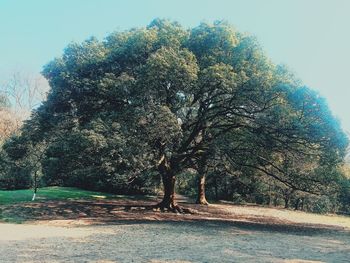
top-left (0, 198), bottom-right (349, 262)
top-left (0, 220), bottom-right (349, 263)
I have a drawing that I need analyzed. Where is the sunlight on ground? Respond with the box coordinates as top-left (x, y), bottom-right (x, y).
top-left (283, 260), bottom-right (325, 263)
top-left (215, 204), bottom-right (350, 230)
top-left (91, 195), bottom-right (107, 199)
top-left (0, 224), bottom-right (90, 241)
top-left (0, 222), bottom-right (348, 262)
top-left (149, 261), bottom-right (193, 263)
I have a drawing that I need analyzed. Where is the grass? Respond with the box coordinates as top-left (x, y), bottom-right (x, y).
top-left (0, 186), bottom-right (121, 223)
top-left (0, 186), bottom-right (120, 205)
top-left (0, 186), bottom-right (155, 223)
top-left (0, 186), bottom-right (120, 223)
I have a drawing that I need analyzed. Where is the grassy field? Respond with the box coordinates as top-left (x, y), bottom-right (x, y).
top-left (0, 186), bottom-right (124, 223)
top-left (0, 186), bottom-right (117, 205)
top-left (0, 187), bottom-right (158, 223)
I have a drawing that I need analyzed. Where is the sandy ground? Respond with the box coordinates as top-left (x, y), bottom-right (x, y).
top-left (0, 220), bottom-right (349, 263)
top-left (0, 198), bottom-right (349, 262)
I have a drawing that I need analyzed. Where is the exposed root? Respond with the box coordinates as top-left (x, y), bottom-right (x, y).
top-left (151, 201), bottom-right (196, 214)
top-left (152, 201), bottom-right (182, 213)
top-left (124, 202), bottom-right (197, 214)
top-left (196, 199), bottom-right (209, 205)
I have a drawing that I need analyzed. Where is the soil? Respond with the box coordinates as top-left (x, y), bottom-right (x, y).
top-left (0, 197), bottom-right (349, 262)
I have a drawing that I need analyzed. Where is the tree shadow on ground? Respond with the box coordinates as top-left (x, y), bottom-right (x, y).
top-left (0, 198), bottom-right (348, 236)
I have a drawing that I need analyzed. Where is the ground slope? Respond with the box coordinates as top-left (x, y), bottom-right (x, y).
top-left (0, 188), bottom-right (349, 262)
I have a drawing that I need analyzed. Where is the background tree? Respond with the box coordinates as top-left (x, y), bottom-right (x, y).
top-left (0, 94), bottom-right (17, 143)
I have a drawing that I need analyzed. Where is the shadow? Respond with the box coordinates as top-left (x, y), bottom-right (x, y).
top-left (1, 198), bottom-right (348, 236)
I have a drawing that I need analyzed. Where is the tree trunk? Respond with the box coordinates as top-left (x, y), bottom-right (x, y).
top-left (32, 171), bottom-right (38, 201)
top-left (284, 197), bottom-right (289, 208)
top-left (196, 175), bottom-right (209, 205)
top-left (268, 185), bottom-right (272, 206)
top-left (294, 198), bottom-right (300, 210)
top-left (195, 154), bottom-right (209, 205)
top-left (273, 196), bottom-right (278, 207)
top-left (158, 172), bottom-right (177, 209)
top-left (156, 156), bottom-right (182, 213)
top-left (214, 177), bottom-right (218, 200)
top-left (300, 198), bottom-right (304, 211)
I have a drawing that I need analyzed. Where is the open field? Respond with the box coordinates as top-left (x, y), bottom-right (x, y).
top-left (1, 187), bottom-right (349, 230)
top-left (0, 187), bottom-right (349, 262)
top-left (0, 219), bottom-right (349, 262)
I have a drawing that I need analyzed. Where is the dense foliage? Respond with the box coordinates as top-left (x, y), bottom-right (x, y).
top-left (0, 19), bottom-right (348, 213)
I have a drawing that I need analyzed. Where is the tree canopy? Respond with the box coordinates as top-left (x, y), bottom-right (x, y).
top-left (2, 19), bottom-right (348, 212)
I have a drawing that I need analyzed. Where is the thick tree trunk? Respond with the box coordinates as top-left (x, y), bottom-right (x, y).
top-left (158, 172), bottom-right (177, 209)
top-left (156, 156), bottom-right (182, 213)
top-left (196, 175), bottom-right (209, 205)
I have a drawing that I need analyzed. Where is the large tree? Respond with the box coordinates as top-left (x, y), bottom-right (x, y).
top-left (6, 19), bottom-right (347, 211)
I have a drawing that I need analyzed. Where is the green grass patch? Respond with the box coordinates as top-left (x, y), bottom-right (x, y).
top-left (0, 186), bottom-right (120, 205)
top-left (0, 186), bottom-right (156, 223)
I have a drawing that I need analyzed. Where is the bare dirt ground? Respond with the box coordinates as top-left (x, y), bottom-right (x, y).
top-left (0, 197), bottom-right (349, 262)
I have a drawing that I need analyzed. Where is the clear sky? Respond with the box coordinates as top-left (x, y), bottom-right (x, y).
top-left (1, 0), bottom-right (349, 133)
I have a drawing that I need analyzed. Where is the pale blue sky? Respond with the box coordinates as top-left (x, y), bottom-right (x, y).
top-left (0, 0), bottom-right (349, 133)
